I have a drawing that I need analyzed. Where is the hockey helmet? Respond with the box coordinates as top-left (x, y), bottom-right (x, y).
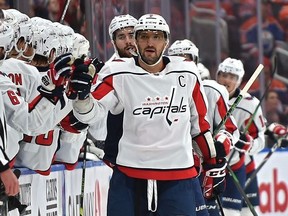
top-left (217, 57), bottom-right (245, 84)
top-left (168, 39), bottom-right (199, 64)
top-left (32, 25), bottom-right (60, 60)
top-left (72, 33), bottom-right (90, 58)
top-left (134, 14), bottom-right (170, 39)
top-left (109, 14), bottom-right (137, 40)
top-left (0, 22), bottom-right (14, 62)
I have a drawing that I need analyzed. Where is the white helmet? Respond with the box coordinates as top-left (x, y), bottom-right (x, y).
top-left (32, 25), bottom-right (60, 60)
top-left (168, 39), bottom-right (199, 64)
top-left (6, 9), bottom-right (32, 42)
top-left (134, 14), bottom-right (170, 37)
top-left (61, 25), bottom-right (75, 54)
top-left (198, 63), bottom-right (210, 80)
top-left (217, 57), bottom-right (245, 84)
top-left (30, 16), bottom-right (52, 26)
top-left (109, 14), bottom-right (137, 40)
top-left (0, 22), bottom-right (14, 63)
top-left (72, 33), bottom-right (90, 58)
top-left (50, 22), bottom-right (65, 56)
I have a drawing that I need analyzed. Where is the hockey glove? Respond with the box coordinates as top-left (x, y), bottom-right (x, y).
top-left (234, 133), bottom-right (253, 153)
top-left (53, 53), bottom-right (74, 82)
top-left (214, 131), bottom-right (232, 158)
top-left (67, 63), bottom-right (94, 100)
top-left (202, 158), bottom-right (227, 200)
top-left (265, 122), bottom-right (288, 141)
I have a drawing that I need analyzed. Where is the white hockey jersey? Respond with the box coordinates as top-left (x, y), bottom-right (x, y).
top-left (73, 56), bottom-right (216, 180)
top-left (8, 63), bottom-right (85, 173)
top-left (1, 58), bottom-right (42, 161)
top-left (0, 58), bottom-right (79, 169)
top-left (202, 79), bottom-right (239, 145)
top-left (227, 89), bottom-right (266, 168)
top-left (0, 93), bottom-right (9, 171)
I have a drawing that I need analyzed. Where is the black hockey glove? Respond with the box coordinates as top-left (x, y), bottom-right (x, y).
top-left (67, 63), bottom-right (93, 100)
top-left (202, 158), bottom-right (227, 200)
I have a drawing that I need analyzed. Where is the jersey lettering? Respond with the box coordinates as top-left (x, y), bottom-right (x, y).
top-left (23, 131), bottom-right (54, 146)
top-left (7, 90), bottom-right (20, 105)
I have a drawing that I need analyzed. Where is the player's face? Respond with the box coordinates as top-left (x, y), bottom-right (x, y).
top-left (217, 71), bottom-right (239, 95)
top-left (136, 30), bottom-right (167, 65)
top-left (114, 27), bottom-right (136, 58)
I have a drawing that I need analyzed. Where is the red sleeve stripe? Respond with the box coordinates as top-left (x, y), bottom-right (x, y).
top-left (192, 80), bottom-right (210, 132)
top-left (91, 76), bottom-right (114, 100)
top-left (194, 131), bottom-right (216, 160)
top-left (28, 95), bottom-right (43, 112)
top-left (216, 96), bottom-right (238, 134)
top-left (245, 118), bottom-right (259, 139)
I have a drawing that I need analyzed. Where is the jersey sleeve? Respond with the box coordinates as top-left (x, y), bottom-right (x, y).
top-left (190, 75), bottom-right (217, 161)
top-left (1, 76), bottom-right (71, 136)
top-left (0, 94), bottom-right (10, 172)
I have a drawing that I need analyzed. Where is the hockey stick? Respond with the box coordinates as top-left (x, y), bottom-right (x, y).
top-left (226, 165), bottom-right (258, 216)
top-left (227, 56), bottom-right (277, 183)
top-left (244, 141), bottom-right (278, 190)
top-left (79, 139), bottom-right (88, 216)
top-left (213, 64), bottom-right (263, 216)
top-left (216, 195), bottom-right (225, 216)
top-left (60, 0), bottom-right (71, 24)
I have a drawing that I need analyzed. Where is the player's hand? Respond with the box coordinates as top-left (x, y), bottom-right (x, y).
top-left (234, 133), bottom-right (253, 153)
top-left (202, 158), bottom-right (227, 200)
top-left (53, 53), bottom-right (74, 82)
top-left (67, 63), bottom-right (93, 100)
top-left (0, 169), bottom-right (19, 197)
top-left (265, 123), bottom-right (288, 141)
top-left (214, 131), bottom-right (232, 158)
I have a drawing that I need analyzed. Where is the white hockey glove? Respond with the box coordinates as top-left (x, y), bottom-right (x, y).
top-left (214, 131), bottom-right (232, 158)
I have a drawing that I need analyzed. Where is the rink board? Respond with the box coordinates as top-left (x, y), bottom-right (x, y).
top-left (9, 149), bottom-right (288, 215)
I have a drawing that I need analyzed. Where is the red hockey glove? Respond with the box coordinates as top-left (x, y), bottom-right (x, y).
top-left (202, 158), bottom-right (227, 200)
top-left (234, 133), bottom-right (253, 153)
top-left (265, 123), bottom-right (288, 141)
top-left (214, 131), bottom-right (232, 158)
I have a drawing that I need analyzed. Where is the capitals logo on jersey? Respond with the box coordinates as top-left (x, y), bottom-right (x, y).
top-left (132, 87), bottom-right (187, 125)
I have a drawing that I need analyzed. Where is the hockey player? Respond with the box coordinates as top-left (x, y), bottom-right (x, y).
top-left (69, 14), bottom-right (227, 215)
top-left (107, 14), bottom-right (138, 62)
top-left (14, 18), bottom-right (87, 174)
top-left (216, 57), bottom-right (266, 216)
top-left (0, 19), bottom-right (75, 170)
top-left (88, 14), bottom-right (138, 156)
top-left (168, 39), bottom-right (240, 216)
top-left (0, 93), bottom-right (19, 198)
